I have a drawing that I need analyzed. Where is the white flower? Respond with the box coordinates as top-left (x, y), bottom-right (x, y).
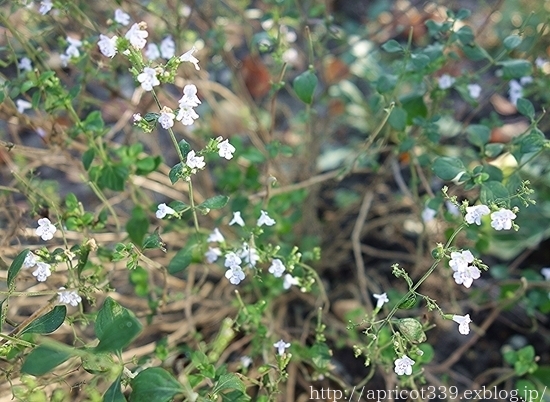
top-left (257, 210), bottom-right (275, 227)
top-left (229, 211), bottom-right (245, 227)
top-left (283, 274), bottom-right (299, 290)
top-left (465, 204), bottom-right (490, 225)
top-left (224, 252), bottom-right (242, 268)
top-left (217, 139), bottom-right (236, 160)
top-left (98, 34), bottom-right (118, 58)
top-left (114, 9), bottom-right (131, 26)
top-left (240, 356), bottom-right (253, 368)
top-left (160, 36), bottom-right (175, 59)
top-left (18, 57), bottom-right (32, 72)
top-left (452, 265), bottom-right (481, 288)
top-left (452, 314), bottom-right (472, 335)
top-left (60, 54), bottom-right (70, 68)
top-left (207, 228), bottom-right (225, 243)
top-left (225, 265), bottom-right (245, 285)
top-left (541, 267), bottom-right (550, 281)
top-left (509, 80), bottom-right (523, 106)
top-left (156, 203), bottom-right (176, 219)
top-left (445, 201), bottom-right (460, 216)
top-left (490, 208), bottom-right (516, 231)
top-left (536, 57), bottom-right (547, 69)
top-left (23, 252), bottom-right (39, 269)
top-left (422, 207), bottom-right (436, 222)
top-left (449, 250), bottom-right (475, 272)
top-left (16, 99), bottom-right (32, 113)
top-left (39, 0), bottom-right (53, 15)
top-left (239, 243), bottom-right (259, 267)
top-left (158, 107), bottom-right (175, 129)
top-left (273, 339), bottom-right (290, 356)
top-left (32, 262), bottom-right (51, 282)
top-left (373, 293), bottom-right (389, 309)
top-left (438, 74), bottom-right (455, 90)
top-left (176, 106), bottom-right (200, 125)
top-left (137, 67), bottom-right (160, 91)
top-left (36, 218), bottom-right (56, 241)
top-left (57, 287), bottom-right (82, 307)
top-left (520, 76), bottom-right (533, 85)
top-left (268, 259), bottom-right (286, 278)
top-left (125, 22), bottom-right (148, 50)
top-left (133, 113), bottom-right (142, 122)
top-left (186, 150), bottom-right (205, 170)
top-left (394, 355), bottom-right (415, 375)
top-left (180, 46), bottom-right (200, 70)
top-left (145, 43), bottom-right (160, 60)
top-left (205, 247), bottom-right (221, 263)
top-left (179, 84), bottom-right (201, 107)
top-left (467, 84), bottom-right (482, 99)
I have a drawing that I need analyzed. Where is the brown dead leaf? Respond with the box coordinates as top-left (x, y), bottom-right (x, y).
top-left (490, 120), bottom-right (529, 143)
top-left (241, 55), bottom-right (271, 99)
top-left (490, 93), bottom-right (517, 115)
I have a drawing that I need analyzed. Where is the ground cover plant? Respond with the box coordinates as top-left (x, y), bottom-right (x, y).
top-left (1, 0), bottom-right (550, 401)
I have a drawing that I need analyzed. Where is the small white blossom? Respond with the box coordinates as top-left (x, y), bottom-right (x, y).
top-left (18, 57), bottom-right (32, 72)
top-left (36, 218), bottom-right (56, 241)
top-left (273, 339), bottom-right (290, 356)
top-left (98, 34), bottom-right (118, 58)
top-left (217, 139), bottom-right (236, 160)
top-left (257, 210), bottom-right (275, 227)
top-left (207, 228), bottom-right (225, 243)
top-left (239, 243), bottom-right (259, 267)
top-left (114, 9), bottom-right (131, 26)
top-left (438, 74), bottom-right (455, 90)
top-left (16, 99), bottom-right (32, 113)
top-left (225, 265), bottom-right (245, 285)
top-left (373, 293), bottom-right (389, 309)
top-left (536, 57), bottom-right (547, 69)
top-left (449, 250), bottom-right (475, 272)
top-left (23, 252), bottom-right (39, 269)
top-left (39, 0), bottom-right (53, 15)
top-left (125, 22), bottom-right (148, 50)
top-left (180, 46), bottom-right (200, 70)
top-left (283, 274), bottom-right (299, 290)
top-left (490, 208), bottom-right (516, 231)
top-left (240, 356), bottom-right (253, 368)
top-left (160, 36), bottom-right (175, 59)
top-left (224, 252), bottom-right (242, 268)
top-left (145, 43), bottom-right (160, 60)
top-left (465, 204), bottom-right (490, 225)
top-left (509, 79), bottom-right (523, 106)
top-left (422, 207), bottom-right (436, 222)
top-left (467, 83), bottom-right (482, 99)
top-left (179, 84), bottom-right (201, 107)
top-left (186, 150), bottom-right (205, 170)
top-left (156, 203), bottom-right (176, 219)
top-left (453, 265), bottom-right (481, 288)
top-left (205, 247), bottom-right (221, 263)
top-left (520, 76), bottom-right (533, 86)
top-left (268, 259), bottom-right (286, 278)
top-left (32, 262), bottom-right (51, 282)
top-left (133, 113), bottom-right (142, 122)
top-left (445, 201), bottom-right (460, 216)
top-left (158, 107), bottom-right (175, 129)
top-left (541, 267), bottom-right (550, 281)
top-left (60, 54), bottom-right (70, 68)
top-left (394, 355), bottom-right (415, 376)
top-left (137, 67), bottom-right (160, 91)
top-left (452, 314), bottom-right (472, 335)
top-left (229, 211), bottom-right (245, 227)
top-left (57, 287), bottom-right (82, 306)
top-left (176, 106), bottom-right (200, 125)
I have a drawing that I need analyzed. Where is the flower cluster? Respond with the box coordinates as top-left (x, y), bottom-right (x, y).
top-left (23, 251), bottom-right (52, 282)
top-left (177, 84), bottom-right (201, 125)
top-left (464, 204), bottom-right (517, 231)
top-left (39, 0), bottom-right (53, 15)
top-left (449, 250), bottom-right (481, 288)
top-left (61, 37), bottom-right (83, 67)
top-left (58, 287), bottom-right (82, 307)
top-left (509, 76), bottom-right (532, 106)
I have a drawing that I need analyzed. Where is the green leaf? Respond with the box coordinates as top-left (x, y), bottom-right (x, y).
top-left (388, 107), bottom-right (407, 131)
top-left (461, 43), bottom-right (490, 61)
top-left (126, 207), bottom-right (148, 247)
top-left (136, 156), bottom-right (162, 176)
top-left (197, 195), bottom-right (229, 212)
top-left (453, 26), bottom-right (474, 45)
top-left (167, 245), bottom-right (194, 274)
top-left (466, 124), bottom-right (490, 148)
top-left (293, 70), bottom-right (317, 104)
top-left (485, 143), bottom-right (504, 158)
top-left (143, 112), bottom-right (159, 123)
top-left (517, 129), bottom-right (546, 155)
top-left (8, 249), bottom-right (30, 289)
top-left (212, 373), bottom-right (246, 395)
top-left (95, 313), bottom-right (142, 353)
top-left (143, 228), bottom-right (166, 251)
top-left (456, 8), bottom-right (471, 20)
top-left (82, 352), bottom-right (115, 374)
top-left (503, 34), bottom-right (522, 50)
top-left (400, 94), bottom-right (427, 125)
top-left (499, 59), bottom-right (532, 79)
top-left (516, 98), bottom-right (534, 119)
top-left (99, 164), bottom-right (129, 191)
top-left (130, 367), bottom-right (183, 402)
top-left (432, 157), bottom-right (467, 181)
top-left (83, 111), bottom-right (105, 134)
top-left (21, 344), bottom-right (72, 376)
top-left (381, 39), bottom-right (403, 53)
top-left (82, 148), bottom-right (95, 170)
top-left (21, 305), bottom-right (66, 335)
top-left (95, 297), bottom-right (136, 340)
top-left (169, 163), bottom-right (184, 184)
top-left (178, 140), bottom-right (191, 158)
top-left (103, 374), bottom-right (127, 402)
top-left (480, 181), bottom-right (509, 205)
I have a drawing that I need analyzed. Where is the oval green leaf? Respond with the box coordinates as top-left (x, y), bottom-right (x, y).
top-left (8, 249), bottom-right (30, 289)
top-left (130, 367), bottom-right (183, 402)
top-left (293, 70), bottom-right (317, 104)
top-left (21, 344), bottom-right (72, 376)
top-left (21, 305), bottom-right (66, 335)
